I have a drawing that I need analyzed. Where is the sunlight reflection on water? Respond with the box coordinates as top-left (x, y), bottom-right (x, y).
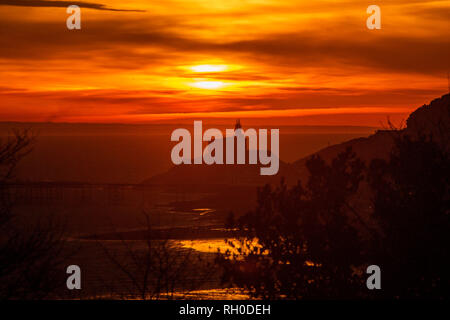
top-left (177, 238), bottom-right (233, 253)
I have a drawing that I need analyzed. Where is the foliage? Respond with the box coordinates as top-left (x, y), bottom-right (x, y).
top-left (0, 130), bottom-right (67, 299)
top-left (217, 148), bottom-right (367, 299)
top-left (218, 134), bottom-right (450, 299)
top-left (367, 134), bottom-right (450, 298)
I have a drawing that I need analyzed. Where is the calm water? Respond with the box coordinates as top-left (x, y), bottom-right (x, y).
top-left (2, 123), bottom-right (375, 299)
top-left (4, 129), bottom-right (373, 183)
top-left (64, 238), bottom-right (243, 300)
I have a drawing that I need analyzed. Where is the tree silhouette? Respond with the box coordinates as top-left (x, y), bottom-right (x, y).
top-left (217, 132), bottom-right (450, 299)
top-left (98, 212), bottom-right (216, 299)
top-left (367, 134), bottom-right (450, 298)
top-left (217, 148), bottom-right (368, 299)
top-left (0, 130), bottom-right (67, 299)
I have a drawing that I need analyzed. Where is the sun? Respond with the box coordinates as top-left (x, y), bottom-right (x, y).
top-left (190, 64), bottom-right (228, 73)
top-left (190, 80), bottom-right (226, 90)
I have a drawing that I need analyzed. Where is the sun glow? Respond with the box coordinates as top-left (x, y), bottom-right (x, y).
top-left (190, 64), bottom-right (228, 72)
top-left (190, 80), bottom-right (226, 90)
top-left (0, 0), bottom-right (446, 124)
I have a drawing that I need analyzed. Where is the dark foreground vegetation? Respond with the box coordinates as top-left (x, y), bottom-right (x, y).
top-left (217, 133), bottom-right (450, 299)
top-left (1, 94), bottom-right (449, 299)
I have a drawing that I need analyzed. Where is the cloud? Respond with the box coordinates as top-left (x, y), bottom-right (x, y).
top-left (405, 6), bottom-right (450, 21)
top-left (0, 0), bottom-right (448, 124)
top-left (0, 87), bottom-right (442, 115)
top-left (0, 0), bottom-right (145, 12)
top-left (0, 16), bottom-right (448, 75)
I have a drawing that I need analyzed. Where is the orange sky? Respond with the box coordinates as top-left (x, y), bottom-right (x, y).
top-left (0, 0), bottom-right (449, 126)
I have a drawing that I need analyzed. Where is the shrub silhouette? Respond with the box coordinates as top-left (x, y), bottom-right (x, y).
top-left (0, 130), bottom-right (67, 299)
top-left (218, 134), bottom-right (449, 299)
top-left (217, 147), bottom-right (367, 299)
top-left (367, 134), bottom-right (450, 298)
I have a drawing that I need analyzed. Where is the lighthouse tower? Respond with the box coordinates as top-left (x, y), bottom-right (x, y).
top-left (235, 119), bottom-right (242, 130)
top-left (232, 119), bottom-right (250, 165)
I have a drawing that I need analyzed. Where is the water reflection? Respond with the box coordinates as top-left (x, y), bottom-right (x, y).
top-left (178, 238), bottom-right (232, 253)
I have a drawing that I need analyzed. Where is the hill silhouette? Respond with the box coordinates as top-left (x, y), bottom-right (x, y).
top-left (293, 93), bottom-right (449, 180)
top-left (143, 93), bottom-right (450, 189)
top-left (216, 94), bottom-right (450, 299)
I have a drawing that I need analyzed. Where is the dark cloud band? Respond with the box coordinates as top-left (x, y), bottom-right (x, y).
top-left (0, 0), bottom-right (145, 12)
